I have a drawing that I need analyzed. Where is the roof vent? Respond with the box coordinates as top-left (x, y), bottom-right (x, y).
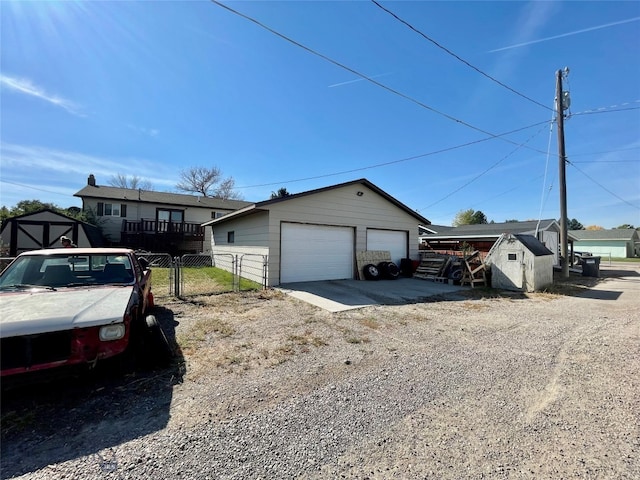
top-left (88, 174), bottom-right (96, 186)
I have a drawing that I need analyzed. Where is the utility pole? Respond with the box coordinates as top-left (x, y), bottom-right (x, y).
top-left (556, 68), bottom-right (570, 278)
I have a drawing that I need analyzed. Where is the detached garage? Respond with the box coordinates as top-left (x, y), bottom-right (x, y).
top-left (202, 179), bottom-right (429, 286)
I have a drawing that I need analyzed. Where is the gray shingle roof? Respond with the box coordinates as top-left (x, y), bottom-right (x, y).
top-left (203, 178), bottom-right (431, 227)
top-left (74, 185), bottom-right (251, 211)
top-left (569, 229), bottom-right (639, 241)
top-left (421, 219), bottom-right (558, 238)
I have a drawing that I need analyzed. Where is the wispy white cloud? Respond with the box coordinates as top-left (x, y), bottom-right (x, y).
top-left (0, 74), bottom-right (85, 116)
top-left (489, 16), bottom-right (640, 53)
top-left (0, 143), bottom-right (176, 192)
top-left (328, 72), bottom-right (392, 88)
top-left (127, 124), bottom-right (160, 137)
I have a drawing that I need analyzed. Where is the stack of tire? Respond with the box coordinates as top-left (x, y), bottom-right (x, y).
top-left (362, 261), bottom-right (400, 281)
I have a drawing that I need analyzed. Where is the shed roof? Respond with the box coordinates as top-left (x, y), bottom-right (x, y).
top-left (75, 185), bottom-right (251, 211)
top-left (514, 234), bottom-right (554, 256)
top-left (202, 178), bottom-right (431, 227)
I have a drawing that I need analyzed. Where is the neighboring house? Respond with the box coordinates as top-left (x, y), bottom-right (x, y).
top-left (74, 174), bottom-right (250, 255)
top-left (0, 209), bottom-right (103, 256)
top-left (202, 178), bottom-right (431, 286)
top-left (569, 228), bottom-right (640, 258)
top-left (485, 233), bottom-right (555, 292)
top-left (420, 219), bottom-right (562, 266)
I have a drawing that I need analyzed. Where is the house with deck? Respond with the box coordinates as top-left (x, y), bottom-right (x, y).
top-left (74, 174), bottom-right (250, 255)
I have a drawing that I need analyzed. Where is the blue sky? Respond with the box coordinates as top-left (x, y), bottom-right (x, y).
top-left (1, 0), bottom-right (639, 228)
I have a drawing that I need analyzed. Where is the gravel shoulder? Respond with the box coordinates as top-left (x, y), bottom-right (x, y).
top-left (2, 265), bottom-right (639, 479)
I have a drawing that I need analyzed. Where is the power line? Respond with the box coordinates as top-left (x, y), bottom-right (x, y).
top-left (210, 0), bottom-right (549, 154)
top-left (211, 1), bottom-right (639, 210)
top-left (571, 160), bottom-right (638, 163)
top-left (370, 0), bottom-right (552, 111)
top-left (418, 122), bottom-right (550, 211)
top-left (571, 101), bottom-right (640, 117)
top-left (0, 179), bottom-right (75, 198)
top-left (236, 120), bottom-right (550, 189)
top-left (567, 161), bottom-right (640, 211)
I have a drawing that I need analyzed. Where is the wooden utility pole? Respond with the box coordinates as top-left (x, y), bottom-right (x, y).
top-left (556, 69), bottom-right (569, 278)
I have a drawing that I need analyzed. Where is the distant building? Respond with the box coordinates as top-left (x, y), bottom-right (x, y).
top-left (74, 174), bottom-right (250, 255)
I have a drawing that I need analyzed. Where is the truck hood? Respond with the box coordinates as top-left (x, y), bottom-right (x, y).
top-left (0, 286), bottom-right (136, 338)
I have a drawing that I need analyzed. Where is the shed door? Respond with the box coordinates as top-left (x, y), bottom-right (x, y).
top-left (10, 219), bottom-right (76, 255)
top-left (367, 229), bottom-right (408, 266)
top-left (280, 223), bottom-right (354, 283)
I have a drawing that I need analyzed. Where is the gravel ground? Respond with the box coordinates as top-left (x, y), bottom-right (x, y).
top-left (1, 265), bottom-right (639, 479)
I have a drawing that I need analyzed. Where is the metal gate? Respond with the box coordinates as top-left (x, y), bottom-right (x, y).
top-left (173, 253), bottom-right (268, 297)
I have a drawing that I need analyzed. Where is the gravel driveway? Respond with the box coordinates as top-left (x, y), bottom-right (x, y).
top-left (2, 265), bottom-right (639, 479)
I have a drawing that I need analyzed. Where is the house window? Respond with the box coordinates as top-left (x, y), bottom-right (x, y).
top-left (211, 211), bottom-right (226, 219)
top-left (97, 202), bottom-right (126, 217)
top-left (157, 209), bottom-right (183, 223)
top-left (156, 209), bottom-right (184, 233)
top-left (508, 253), bottom-right (517, 261)
top-left (104, 203), bottom-right (119, 216)
top-left (227, 231), bottom-right (235, 243)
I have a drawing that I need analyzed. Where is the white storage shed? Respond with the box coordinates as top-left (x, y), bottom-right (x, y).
top-left (485, 233), bottom-right (555, 292)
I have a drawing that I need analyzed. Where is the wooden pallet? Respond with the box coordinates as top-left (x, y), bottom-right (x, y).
top-left (460, 251), bottom-right (487, 288)
top-left (414, 255), bottom-right (451, 282)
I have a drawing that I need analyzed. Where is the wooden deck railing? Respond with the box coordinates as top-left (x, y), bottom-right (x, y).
top-left (121, 219), bottom-right (204, 237)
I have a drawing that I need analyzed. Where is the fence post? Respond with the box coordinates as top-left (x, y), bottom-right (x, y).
top-left (263, 255), bottom-right (268, 289)
top-left (173, 257), bottom-right (181, 297)
top-left (234, 254), bottom-right (239, 292)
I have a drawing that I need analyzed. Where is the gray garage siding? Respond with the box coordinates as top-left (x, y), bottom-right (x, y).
top-left (206, 181), bottom-right (424, 286)
top-left (266, 184), bottom-right (420, 285)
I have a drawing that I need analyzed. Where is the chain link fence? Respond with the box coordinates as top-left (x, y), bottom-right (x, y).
top-left (135, 252), bottom-right (174, 300)
top-left (174, 253), bottom-right (268, 297)
top-left (0, 251), bottom-right (267, 299)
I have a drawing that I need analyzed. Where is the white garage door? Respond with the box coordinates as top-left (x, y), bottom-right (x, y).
top-left (367, 229), bottom-right (408, 266)
top-left (281, 223), bottom-right (354, 283)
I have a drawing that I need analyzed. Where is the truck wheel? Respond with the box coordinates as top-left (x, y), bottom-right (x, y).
top-left (385, 262), bottom-right (400, 279)
top-left (363, 264), bottom-right (380, 280)
top-left (143, 315), bottom-right (173, 367)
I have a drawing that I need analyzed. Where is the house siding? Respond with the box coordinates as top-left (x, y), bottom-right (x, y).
top-left (572, 240), bottom-right (631, 259)
top-left (82, 197), bottom-right (229, 250)
top-left (210, 212), bottom-right (270, 285)
top-left (211, 211), bottom-right (270, 249)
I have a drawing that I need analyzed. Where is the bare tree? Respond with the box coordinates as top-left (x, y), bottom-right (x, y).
top-left (109, 173), bottom-right (153, 190)
top-left (215, 178), bottom-right (243, 200)
top-left (176, 166), bottom-right (241, 199)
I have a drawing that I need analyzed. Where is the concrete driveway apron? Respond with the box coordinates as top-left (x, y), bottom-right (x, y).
top-left (277, 277), bottom-right (466, 312)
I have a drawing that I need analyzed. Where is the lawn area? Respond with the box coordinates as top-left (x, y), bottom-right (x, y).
top-left (150, 266), bottom-right (261, 298)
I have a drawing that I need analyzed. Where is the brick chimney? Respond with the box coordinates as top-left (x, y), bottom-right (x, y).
top-left (88, 174), bottom-right (96, 186)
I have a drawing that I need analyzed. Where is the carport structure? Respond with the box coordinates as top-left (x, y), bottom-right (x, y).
top-left (202, 179), bottom-right (430, 286)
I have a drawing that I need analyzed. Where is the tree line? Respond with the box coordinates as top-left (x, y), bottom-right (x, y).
top-left (452, 209), bottom-right (635, 230)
